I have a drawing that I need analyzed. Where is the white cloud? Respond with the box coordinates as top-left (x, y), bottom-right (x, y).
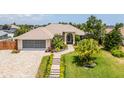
top-left (24, 14), bottom-right (32, 17)
top-left (0, 14), bottom-right (50, 24)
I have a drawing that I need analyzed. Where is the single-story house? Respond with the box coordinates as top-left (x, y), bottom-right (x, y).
top-left (9, 25), bottom-right (20, 33)
top-left (15, 24), bottom-right (85, 50)
top-left (0, 31), bottom-right (8, 40)
top-left (2, 25), bottom-right (20, 38)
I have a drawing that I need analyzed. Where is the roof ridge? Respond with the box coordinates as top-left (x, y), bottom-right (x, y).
top-left (42, 27), bottom-right (54, 37)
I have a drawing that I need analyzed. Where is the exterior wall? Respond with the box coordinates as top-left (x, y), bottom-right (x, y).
top-left (64, 32), bottom-right (67, 44)
top-left (17, 39), bottom-right (22, 50)
top-left (72, 32), bottom-right (75, 44)
top-left (10, 28), bottom-right (16, 32)
top-left (46, 39), bottom-right (51, 48)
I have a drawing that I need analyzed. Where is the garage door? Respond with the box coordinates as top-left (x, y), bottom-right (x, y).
top-left (23, 40), bottom-right (46, 48)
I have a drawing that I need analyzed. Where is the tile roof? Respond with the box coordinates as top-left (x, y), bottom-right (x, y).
top-left (15, 27), bottom-right (54, 40)
top-left (11, 25), bottom-right (20, 29)
top-left (106, 27), bottom-right (124, 36)
top-left (15, 24), bottom-right (85, 40)
top-left (45, 24), bottom-right (85, 35)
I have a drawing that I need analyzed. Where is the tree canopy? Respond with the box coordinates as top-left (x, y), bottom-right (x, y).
top-left (104, 23), bottom-right (123, 50)
top-left (75, 39), bottom-right (100, 62)
top-left (14, 25), bottom-right (30, 37)
top-left (82, 15), bottom-right (106, 45)
top-left (2, 24), bottom-right (10, 30)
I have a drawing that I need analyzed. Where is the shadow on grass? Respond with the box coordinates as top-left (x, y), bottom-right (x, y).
top-left (72, 55), bottom-right (97, 68)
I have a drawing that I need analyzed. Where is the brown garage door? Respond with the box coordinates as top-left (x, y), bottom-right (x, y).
top-left (23, 40), bottom-right (46, 48)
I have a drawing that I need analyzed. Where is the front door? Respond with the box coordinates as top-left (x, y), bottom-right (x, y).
top-left (66, 33), bottom-right (73, 44)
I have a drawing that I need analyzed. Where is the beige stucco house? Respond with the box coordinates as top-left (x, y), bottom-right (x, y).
top-left (15, 24), bottom-right (85, 50)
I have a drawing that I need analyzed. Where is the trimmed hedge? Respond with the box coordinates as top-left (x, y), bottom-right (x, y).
top-left (44, 54), bottom-right (53, 77)
top-left (111, 49), bottom-right (124, 58)
top-left (60, 55), bottom-right (65, 78)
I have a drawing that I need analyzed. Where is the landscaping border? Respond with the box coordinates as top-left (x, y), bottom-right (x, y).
top-left (60, 55), bottom-right (65, 78)
top-left (36, 54), bottom-right (53, 78)
top-left (44, 54), bottom-right (53, 77)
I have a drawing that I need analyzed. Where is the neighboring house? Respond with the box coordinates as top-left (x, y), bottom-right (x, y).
top-left (2, 30), bottom-right (15, 38)
top-left (15, 24), bottom-right (85, 50)
top-left (0, 26), bottom-right (3, 30)
top-left (0, 31), bottom-right (8, 39)
top-left (10, 25), bottom-right (20, 33)
top-left (3, 25), bottom-right (20, 38)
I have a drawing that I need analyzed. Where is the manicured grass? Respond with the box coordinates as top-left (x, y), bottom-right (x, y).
top-left (62, 50), bottom-right (124, 78)
top-left (36, 56), bottom-right (49, 78)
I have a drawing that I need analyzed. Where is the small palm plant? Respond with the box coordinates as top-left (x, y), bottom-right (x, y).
top-left (52, 34), bottom-right (65, 52)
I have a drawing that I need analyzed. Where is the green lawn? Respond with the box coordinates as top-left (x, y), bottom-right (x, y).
top-left (63, 50), bottom-right (124, 78)
top-left (36, 56), bottom-right (49, 78)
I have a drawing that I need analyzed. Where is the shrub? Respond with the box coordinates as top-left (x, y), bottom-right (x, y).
top-left (75, 35), bottom-right (81, 45)
top-left (63, 44), bottom-right (67, 49)
top-left (44, 54), bottom-right (53, 77)
top-left (45, 47), bottom-right (52, 52)
top-left (51, 34), bottom-right (65, 52)
top-left (55, 47), bottom-right (61, 52)
top-left (111, 49), bottom-right (124, 58)
top-left (75, 39), bottom-right (99, 67)
top-left (60, 55), bottom-right (65, 78)
top-left (75, 39), bottom-right (100, 62)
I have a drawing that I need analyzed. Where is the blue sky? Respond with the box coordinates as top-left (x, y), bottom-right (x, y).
top-left (0, 14), bottom-right (124, 25)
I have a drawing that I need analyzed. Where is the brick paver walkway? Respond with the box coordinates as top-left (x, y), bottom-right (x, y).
top-left (49, 45), bottom-right (74, 78)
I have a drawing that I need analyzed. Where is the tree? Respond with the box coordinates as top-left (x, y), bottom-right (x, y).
top-left (75, 39), bottom-right (100, 63)
top-left (69, 22), bottom-right (72, 25)
top-left (14, 25), bottom-right (30, 37)
top-left (2, 24), bottom-right (10, 30)
top-left (104, 23), bottom-right (123, 50)
top-left (51, 34), bottom-right (65, 51)
top-left (12, 22), bottom-right (16, 25)
top-left (58, 22), bottom-right (68, 24)
top-left (75, 35), bottom-right (81, 44)
top-left (83, 15), bottom-right (106, 45)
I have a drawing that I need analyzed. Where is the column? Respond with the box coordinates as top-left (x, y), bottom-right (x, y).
top-left (64, 33), bottom-right (67, 44)
top-left (73, 33), bottom-right (75, 44)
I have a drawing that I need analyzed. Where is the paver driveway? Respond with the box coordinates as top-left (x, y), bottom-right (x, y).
top-left (0, 50), bottom-right (47, 78)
